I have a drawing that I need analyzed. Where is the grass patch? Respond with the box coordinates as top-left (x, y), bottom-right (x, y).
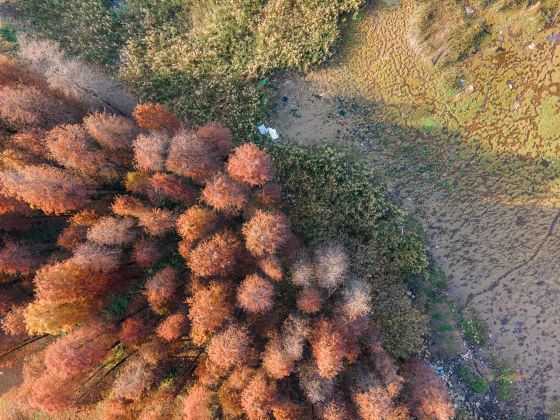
top-left (495, 361), bottom-right (517, 401)
top-left (457, 364), bottom-right (490, 394)
top-left (460, 313), bottom-right (487, 346)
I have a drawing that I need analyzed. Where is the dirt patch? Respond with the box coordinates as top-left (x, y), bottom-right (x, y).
top-left (268, 1), bottom-right (560, 415)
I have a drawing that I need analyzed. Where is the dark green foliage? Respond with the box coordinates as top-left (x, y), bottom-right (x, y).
top-left (106, 290), bottom-right (131, 318)
top-left (372, 283), bottom-right (428, 358)
top-left (262, 142), bottom-right (394, 243)
top-left (0, 26), bottom-right (17, 43)
top-left (263, 141), bottom-right (429, 358)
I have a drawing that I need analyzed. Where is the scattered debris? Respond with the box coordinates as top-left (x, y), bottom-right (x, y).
top-left (257, 124), bottom-right (279, 140)
top-left (528, 43), bottom-right (536, 50)
top-left (268, 127), bottom-right (279, 140)
top-left (465, 6), bottom-right (475, 16)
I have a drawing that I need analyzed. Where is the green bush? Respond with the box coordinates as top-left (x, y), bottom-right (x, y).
top-left (263, 141), bottom-right (429, 358)
top-left (262, 142), bottom-right (394, 243)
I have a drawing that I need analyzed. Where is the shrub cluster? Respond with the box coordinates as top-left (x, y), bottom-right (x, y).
top-left (15, 0), bottom-right (364, 137)
top-left (0, 57), bottom-right (454, 419)
top-left (262, 141), bottom-right (429, 358)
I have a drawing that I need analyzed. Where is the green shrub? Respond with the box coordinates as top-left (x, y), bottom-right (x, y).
top-left (263, 141), bottom-right (429, 358)
top-left (458, 364), bottom-right (490, 394)
top-left (262, 142), bottom-right (394, 243)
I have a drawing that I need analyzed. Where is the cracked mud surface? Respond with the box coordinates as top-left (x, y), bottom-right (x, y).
top-left (270, 0), bottom-right (560, 415)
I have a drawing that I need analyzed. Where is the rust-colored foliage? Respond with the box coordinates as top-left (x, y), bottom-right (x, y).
top-left (112, 194), bottom-right (148, 218)
top-left (133, 131), bottom-right (170, 172)
top-left (0, 85), bottom-right (81, 129)
top-left (402, 358), bottom-right (455, 420)
top-left (183, 384), bottom-right (213, 420)
top-left (0, 241), bottom-right (41, 275)
top-left (0, 194), bottom-right (32, 216)
top-left (296, 287), bottom-right (324, 314)
top-left (242, 209), bottom-right (291, 256)
top-left (0, 56), bottom-right (42, 88)
top-left (87, 216), bottom-right (135, 246)
top-left (112, 357), bottom-right (155, 402)
top-left (196, 124), bottom-right (233, 157)
top-left (367, 324), bottom-right (404, 399)
top-left (194, 354), bottom-right (226, 388)
top-left (84, 112), bottom-right (138, 150)
top-left (240, 371), bottom-right (278, 420)
top-left (139, 339), bottom-right (168, 367)
top-left (218, 367), bottom-right (255, 417)
top-left (23, 299), bottom-right (100, 335)
top-left (237, 273), bottom-right (274, 314)
top-left (254, 182), bottom-right (282, 206)
top-left (133, 103), bottom-right (182, 132)
top-left (145, 267), bottom-right (177, 312)
top-left (310, 318), bottom-right (351, 378)
top-left (258, 255), bottom-right (283, 281)
top-left (57, 223), bottom-right (87, 250)
top-left (353, 379), bottom-right (395, 420)
top-left (156, 313), bottom-right (188, 341)
top-left (187, 230), bottom-right (242, 277)
top-left (177, 205), bottom-right (218, 245)
top-left (207, 324), bottom-right (251, 370)
top-left (272, 398), bottom-right (305, 420)
top-left (227, 143), bottom-right (273, 186)
top-left (151, 172), bottom-right (198, 203)
top-left (202, 173), bottom-right (248, 214)
top-left (70, 209), bottom-right (99, 226)
top-left (10, 128), bottom-right (49, 156)
top-left (187, 281), bottom-right (234, 345)
top-left (133, 238), bottom-right (163, 268)
top-left (1, 306), bottom-right (27, 335)
top-left (0, 164), bottom-right (93, 214)
top-left (320, 400), bottom-right (354, 420)
top-left (119, 318), bottom-right (146, 347)
top-left (262, 334), bottom-right (295, 379)
top-left (34, 260), bottom-right (117, 304)
top-left (44, 323), bottom-right (116, 379)
top-left (71, 242), bottom-right (121, 273)
top-left (166, 130), bottom-right (222, 184)
top-left (137, 208), bottom-right (177, 236)
top-left (46, 124), bottom-right (119, 181)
